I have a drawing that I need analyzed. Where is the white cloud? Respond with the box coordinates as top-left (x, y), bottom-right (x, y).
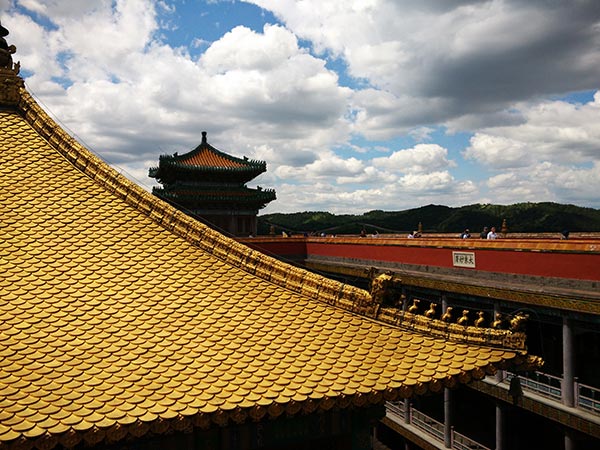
top-left (464, 134), bottom-right (530, 169)
top-left (250, 0), bottom-right (600, 130)
top-left (350, 89), bottom-right (451, 139)
top-left (7, 7), bottom-right (352, 166)
top-left (337, 166), bottom-right (394, 186)
top-left (201, 24), bottom-right (300, 74)
top-left (459, 93), bottom-right (600, 207)
top-left (373, 144), bottom-right (455, 174)
top-left (306, 172), bottom-right (465, 211)
top-left (2, 0), bottom-right (600, 214)
top-left (464, 93), bottom-right (600, 169)
top-left (266, 144), bottom-right (472, 213)
top-left (17, 0), bottom-right (99, 17)
top-left (409, 126), bottom-right (435, 142)
top-left (274, 152), bottom-right (363, 182)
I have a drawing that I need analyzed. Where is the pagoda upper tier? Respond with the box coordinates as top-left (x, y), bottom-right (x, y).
top-left (149, 131), bottom-right (268, 185)
top-left (148, 131), bottom-right (275, 235)
top-left (152, 185), bottom-right (278, 211)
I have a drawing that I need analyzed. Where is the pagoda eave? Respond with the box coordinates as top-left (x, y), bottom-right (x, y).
top-left (149, 164), bottom-right (265, 185)
top-left (153, 188), bottom-right (276, 211)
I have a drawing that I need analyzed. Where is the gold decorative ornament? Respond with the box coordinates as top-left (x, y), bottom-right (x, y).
top-left (457, 310), bottom-right (469, 326)
top-left (441, 306), bottom-right (453, 322)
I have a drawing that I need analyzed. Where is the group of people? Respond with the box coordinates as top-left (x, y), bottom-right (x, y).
top-left (406, 227), bottom-right (498, 239)
top-left (360, 229), bottom-right (380, 237)
top-left (460, 226), bottom-right (498, 239)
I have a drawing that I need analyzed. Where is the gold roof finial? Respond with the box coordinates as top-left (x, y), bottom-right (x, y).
top-left (0, 20), bottom-right (23, 106)
top-left (0, 20), bottom-right (19, 72)
top-left (501, 218), bottom-right (509, 236)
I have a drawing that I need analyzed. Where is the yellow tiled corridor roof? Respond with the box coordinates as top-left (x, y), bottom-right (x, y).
top-left (0, 85), bottom-right (538, 450)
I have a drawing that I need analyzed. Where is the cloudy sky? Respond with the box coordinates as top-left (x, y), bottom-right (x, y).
top-left (2, 0), bottom-right (600, 214)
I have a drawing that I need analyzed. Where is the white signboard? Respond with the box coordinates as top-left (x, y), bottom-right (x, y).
top-left (452, 251), bottom-right (476, 268)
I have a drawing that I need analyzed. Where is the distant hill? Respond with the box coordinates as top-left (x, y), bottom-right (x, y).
top-left (257, 202), bottom-right (600, 235)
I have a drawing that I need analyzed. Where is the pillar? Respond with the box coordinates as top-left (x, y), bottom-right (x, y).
top-left (251, 215), bottom-right (257, 236)
top-left (229, 214), bottom-right (237, 236)
top-left (564, 428), bottom-right (575, 450)
top-left (402, 400), bottom-right (411, 450)
top-left (495, 402), bottom-right (505, 450)
top-left (562, 315), bottom-right (575, 407)
top-left (444, 388), bottom-right (452, 448)
top-left (494, 302), bottom-right (505, 383)
top-left (441, 293), bottom-right (447, 311)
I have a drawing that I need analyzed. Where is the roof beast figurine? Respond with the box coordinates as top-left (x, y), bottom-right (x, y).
top-left (0, 21), bottom-right (19, 73)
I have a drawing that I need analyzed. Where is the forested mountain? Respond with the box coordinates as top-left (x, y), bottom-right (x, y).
top-left (257, 202), bottom-right (600, 235)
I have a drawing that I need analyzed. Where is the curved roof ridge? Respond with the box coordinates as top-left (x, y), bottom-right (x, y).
top-left (0, 78), bottom-right (543, 450)
top-left (15, 87), bottom-right (537, 351)
top-left (15, 88), bottom-right (370, 309)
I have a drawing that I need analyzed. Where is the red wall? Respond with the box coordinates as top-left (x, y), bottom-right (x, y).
top-left (242, 238), bottom-right (307, 258)
top-left (305, 242), bottom-right (599, 280)
top-left (239, 238), bottom-right (600, 281)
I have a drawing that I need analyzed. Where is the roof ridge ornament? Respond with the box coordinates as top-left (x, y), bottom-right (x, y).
top-left (367, 269), bottom-right (533, 351)
top-left (0, 21), bottom-right (24, 107)
top-left (0, 21), bottom-right (20, 74)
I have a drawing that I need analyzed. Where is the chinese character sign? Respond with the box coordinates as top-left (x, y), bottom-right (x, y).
top-left (452, 251), bottom-right (476, 268)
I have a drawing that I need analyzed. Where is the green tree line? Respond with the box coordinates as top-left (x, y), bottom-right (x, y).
top-left (257, 202), bottom-right (600, 235)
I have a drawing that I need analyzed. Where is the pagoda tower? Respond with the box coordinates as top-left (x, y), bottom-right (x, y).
top-left (149, 131), bottom-right (276, 236)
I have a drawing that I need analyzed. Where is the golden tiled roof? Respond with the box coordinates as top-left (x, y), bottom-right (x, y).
top-left (0, 85), bottom-right (540, 450)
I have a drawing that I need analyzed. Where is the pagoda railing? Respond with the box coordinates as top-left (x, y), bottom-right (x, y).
top-left (511, 371), bottom-right (562, 401)
top-left (385, 401), bottom-right (491, 450)
top-left (410, 407), bottom-right (445, 441)
top-left (578, 382), bottom-right (600, 414)
top-left (504, 371), bottom-right (600, 415)
top-left (389, 379), bottom-right (600, 448)
top-left (451, 429), bottom-right (491, 450)
top-left (385, 400), bottom-right (406, 421)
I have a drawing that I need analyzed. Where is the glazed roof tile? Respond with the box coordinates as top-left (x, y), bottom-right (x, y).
top-left (168, 134), bottom-right (265, 172)
top-left (148, 132), bottom-right (268, 185)
top-left (0, 86), bottom-right (539, 450)
top-left (178, 146), bottom-right (250, 169)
